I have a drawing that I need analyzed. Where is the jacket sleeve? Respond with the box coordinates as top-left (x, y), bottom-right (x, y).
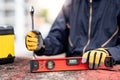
top-left (34, 0), bottom-right (72, 56)
top-left (107, 7), bottom-right (120, 63)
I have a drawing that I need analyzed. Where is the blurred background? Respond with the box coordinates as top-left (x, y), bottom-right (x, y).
top-left (0, 0), bottom-right (65, 57)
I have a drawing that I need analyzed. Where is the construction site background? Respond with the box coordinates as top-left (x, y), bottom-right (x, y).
top-left (0, 0), bottom-right (65, 58)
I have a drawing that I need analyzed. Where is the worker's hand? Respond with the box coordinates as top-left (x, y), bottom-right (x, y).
top-left (25, 30), bottom-right (44, 51)
top-left (82, 48), bottom-right (109, 69)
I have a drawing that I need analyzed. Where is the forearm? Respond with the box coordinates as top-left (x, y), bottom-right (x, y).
top-left (34, 0), bottom-right (71, 56)
top-left (34, 35), bottom-right (67, 56)
top-left (107, 44), bottom-right (120, 63)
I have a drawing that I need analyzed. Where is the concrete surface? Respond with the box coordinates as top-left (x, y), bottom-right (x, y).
top-left (7, 38), bottom-right (120, 80)
top-left (0, 57), bottom-right (120, 80)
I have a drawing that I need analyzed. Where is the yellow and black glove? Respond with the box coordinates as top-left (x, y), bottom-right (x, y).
top-left (25, 30), bottom-right (44, 51)
top-left (82, 48), bottom-right (109, 69)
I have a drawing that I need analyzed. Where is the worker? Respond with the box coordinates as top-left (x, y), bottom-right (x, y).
top-left (25, 0), bottom-right (120, 69)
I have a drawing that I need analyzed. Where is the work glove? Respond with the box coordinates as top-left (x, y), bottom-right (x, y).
top-left (25, 30), bottom-right (44, 51)
top-left (82, 48), bottom-right (109, 69)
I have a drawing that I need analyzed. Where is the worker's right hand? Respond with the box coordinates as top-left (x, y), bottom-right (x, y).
top-left (82, 48), bottom-right (109, 69)
top-left (25, 30), bottom-right (44, 51)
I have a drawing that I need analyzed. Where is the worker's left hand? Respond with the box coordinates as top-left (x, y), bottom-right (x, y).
top-left (82, 48), bottom-right (109, 69)
top-left (25, 30), bottom-right (44, 51)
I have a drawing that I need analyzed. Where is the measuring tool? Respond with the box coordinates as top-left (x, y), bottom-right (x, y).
top-left (30, 56), bottom-right (114, 73)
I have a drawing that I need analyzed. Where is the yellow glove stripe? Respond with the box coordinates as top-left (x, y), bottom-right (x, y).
top-left (94, 51), bottom-right (101, 65)
top-left (27, 45), bottom-right (37, 50)
top-left (27, 42), bottom-right (38, 46)
top-left (27, 37), bottom-right (38, 42)
top-left (89, 51), bottom-right (95, 64)
top-left (99, 53), bottom-right (107, 66)
top-left (27, 32), bottom-right (36, 37)
top-left (27, 46), bottom-right (37, 50)
top-left (82, 51), bottom-right (89, 63)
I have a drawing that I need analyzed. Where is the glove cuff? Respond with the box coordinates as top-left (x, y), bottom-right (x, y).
top-left (32, 30), bottom-right (45, 51)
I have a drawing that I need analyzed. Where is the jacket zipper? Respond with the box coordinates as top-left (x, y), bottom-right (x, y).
top-left (68, 37), bottom-right (73, 47)
top-left (101, 26), bottom-right (119, 47)
top-left (82, 0), bottom-right (93, 54)
top-left (67, 23), bottom-right (74, 47)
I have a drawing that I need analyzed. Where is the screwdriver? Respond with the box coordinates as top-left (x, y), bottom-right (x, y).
top-left (30, 6), bottom-right (36, 59)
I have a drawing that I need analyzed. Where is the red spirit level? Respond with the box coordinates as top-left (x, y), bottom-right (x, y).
top-left (30, 56), bottom-right (113, 73)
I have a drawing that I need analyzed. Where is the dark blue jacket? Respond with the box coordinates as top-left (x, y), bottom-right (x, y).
top-left (35, 0), bottom-right (120, 62)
